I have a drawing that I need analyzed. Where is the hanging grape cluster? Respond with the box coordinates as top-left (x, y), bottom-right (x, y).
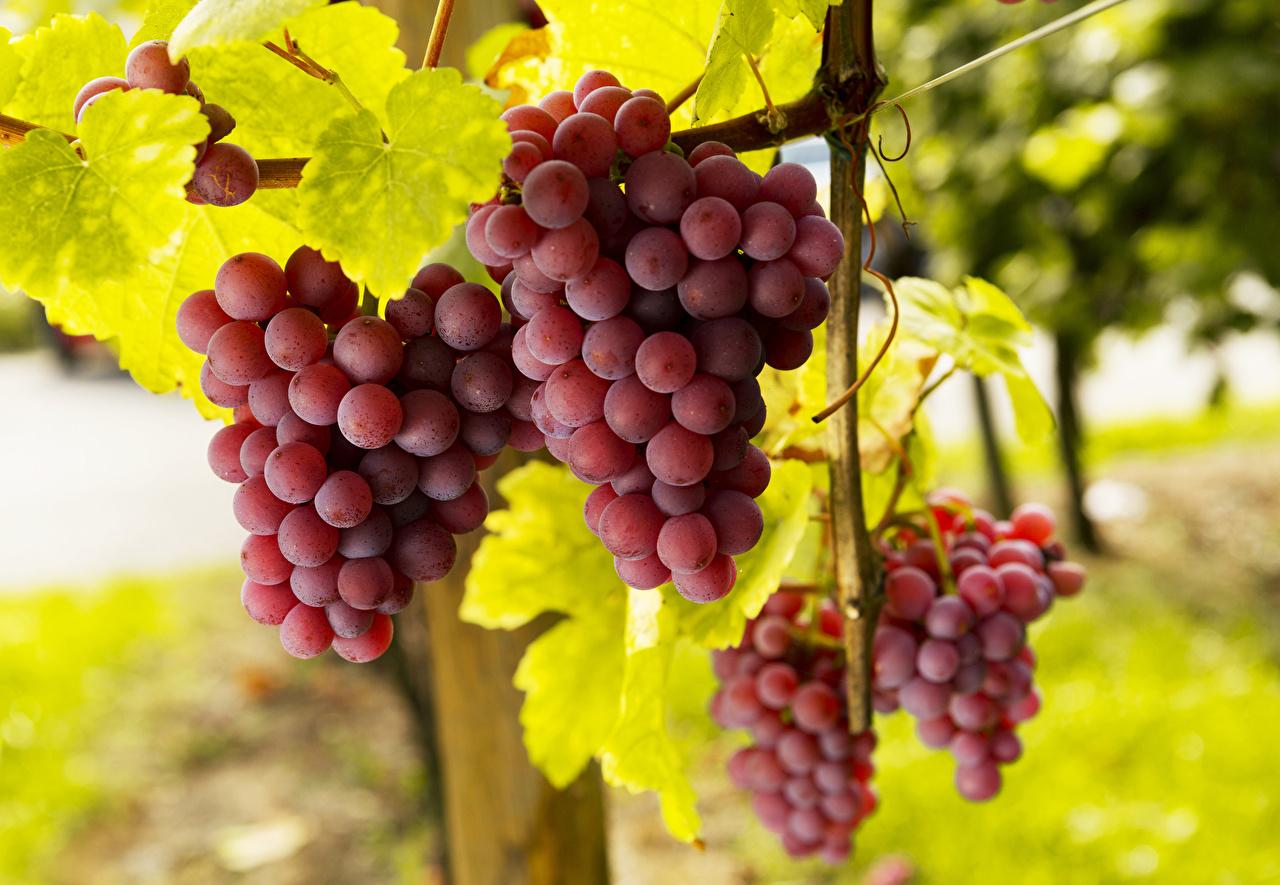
top-left (711, 593), bottom-right (878, 864)
top-left (465, 69), bottom-right (839, 604)
top-left (179, 248), bottom-right (527, 661)
top-left (73, 39), bottom-right (258, 207)
top-left (872, 491), bottom-right (1086, 800)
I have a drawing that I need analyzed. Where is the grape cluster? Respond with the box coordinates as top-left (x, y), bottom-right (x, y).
top-left (872, 492), bottom-right (1087, 800)
top-left (73, 40), bottom-right (258, 207)
top-left (710, 592), bottom-right (877, 864)
top-left (466, 69), bottom-right (838, 604)
top-left (179, 248), bottom-right (523, 661)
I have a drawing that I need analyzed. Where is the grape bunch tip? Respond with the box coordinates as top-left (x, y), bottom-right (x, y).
top-left (469, 68), bottom-right (839, 605)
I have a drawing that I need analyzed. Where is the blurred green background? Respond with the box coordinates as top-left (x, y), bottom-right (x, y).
top-left (2, 0), bottom-right (1279, 882)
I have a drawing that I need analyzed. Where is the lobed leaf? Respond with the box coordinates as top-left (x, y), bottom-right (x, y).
top-left (693, 0), bottom-right (776, 125)
top-left (297, 67), bottom-right (508, 299)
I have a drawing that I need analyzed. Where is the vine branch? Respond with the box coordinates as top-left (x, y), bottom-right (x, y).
top-left (423, 0), bottom-right (457, 70)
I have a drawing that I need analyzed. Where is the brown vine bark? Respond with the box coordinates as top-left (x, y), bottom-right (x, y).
top-left (820, 0), bottom-right (887, 731)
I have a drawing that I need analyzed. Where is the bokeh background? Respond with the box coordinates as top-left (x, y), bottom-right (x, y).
top-left (2, 0), bottom-right (1279, 882)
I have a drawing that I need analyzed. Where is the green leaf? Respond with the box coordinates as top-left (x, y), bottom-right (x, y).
top-left (463, 461), bottom-right (621, 629)
top-left (776, 0), bottom-right (837, 30)
top-left (6, 13), bottom-right (127, 132)
top-left (466, 21), bottom-right (528, 81)
top-left (0, 28), bottom-right (21, 110)
top-left (857, 321), bottom-right (938, 472)
top-left (693, 0), bottom-right (776, 125)
top-left (1002, 371), bottom-right (1055, 443)
top-left (514, 601), bottom-right (626, 788)
top-left (600, 591), bottom-right (701, 843)
top-left (169, 0), bottom-right (323, 58)
top-left (0, 88), bottom-right (207, 297)
top-left (297, 67), bottom-right (508, 298)
top-left (132, 0), bottom-right (198, 46)
top-left (186, 3), bottom-right (410, 159)
top-left (664, 459), bottom-right (812, 647)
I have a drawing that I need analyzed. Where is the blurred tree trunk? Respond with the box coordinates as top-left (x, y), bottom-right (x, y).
top-left (363, 4), bottom-right (612, 882)
top-left (971, 375), bottom-right (1014, 517)
top-left (1053, 331), bottom-right (1102, 553)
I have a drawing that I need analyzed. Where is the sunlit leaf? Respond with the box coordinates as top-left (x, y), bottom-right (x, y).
top-left (169, 0), bottom-right (323, 58)
top-left (297, 67), bottom-right (508, 298)
top-left (6, 13), bottom-right (126, 132)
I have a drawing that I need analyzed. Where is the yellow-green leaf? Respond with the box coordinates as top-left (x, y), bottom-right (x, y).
top-left (297, 67), bottom-right (508, 299)
top-left (1002, 370), bottom-right (1055, 443)
top-left (514, 601), bottom-right (626, 788)
top-left (0, 88), bottom-right (207, 297)
top-left (169, 0), bottom-right (323, 58)
top-left (463, 461), bottom-right (621, 629)
top-left (0, 28), bottom-right (20, 110)
top-left (777, 0), bottom-right (838, 30)
top-left (132, 0), bottom-right (198, 46)
top-left (693, 0), bottom-right (776, 125)
top-left (186, 3), bottom-right (410, 159)
top-left (6, 13), bottom-right (127, 132)
top-left (664, 459), bottom-right (813, 648)
top-left (600, 591), bottom-right (701, 842)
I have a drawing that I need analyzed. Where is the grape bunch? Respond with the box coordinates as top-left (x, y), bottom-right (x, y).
top-left (465, 69), bottom-right (839, 604)
top-left (872, 492), bottom-right (1087, 800)
top-left (178, 247), bottom-right (527, 661)
top-left (73, 39), bottom-right (258, 207)
top-left (710, 592), bottom-right (878, 864)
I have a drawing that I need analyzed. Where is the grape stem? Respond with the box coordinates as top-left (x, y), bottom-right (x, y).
top-left (745, 54), bottom-right (785, 132)
top-left (422, 0), bottom-right (457, 70)
top-left (664, 74), bottom-right (704, 115)
top-left (264, 31), bottom-right (367, 118)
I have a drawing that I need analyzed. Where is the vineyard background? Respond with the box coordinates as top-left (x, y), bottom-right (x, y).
top-left (2, 0), bottom-right (1279, 882)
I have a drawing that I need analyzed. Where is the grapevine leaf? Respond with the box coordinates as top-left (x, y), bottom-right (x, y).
top-left (1002, 371), bottom-right (1055, 443)
top-left (514, 601), bottom-right (626, 788)
top-left (6, 13), bottom-right (127, 132)
top-left (467, 22), bottom-right (529, 80)
top-left (600, 591), bottom-right (701, 843)
top-left (297, 67), bottom-right (508, 299)
top-left (463, 461), bottom-right (621, 629)
top-left (168, 0), bottom-right (323, 58)
top-left (664, 459), bottom-right (812, 648)
top-left (186, 3), bottom-right (410, 158)
top-left (857, 322), bottom-right (938, 472)
top-left (0, 88), bottom-right (207, 297)
top-left (693, 0), bottom-right (776, 125)
top-left (132, 0), bottom-right (198, 46)
top-left (0, 28), bottom-right (20, 110)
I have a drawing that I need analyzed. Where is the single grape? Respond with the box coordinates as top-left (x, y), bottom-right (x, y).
top-left (625, 151), bottom-right (695, 224)
top-left (394, 389), bottom-right (460, 457)
top-left (201, 103), bottom-right (235, 143)
top-left (954, 760), bottom-right (1002, 802)
top-left (748, 258), bottom-right (805, 318)
top-left (522, 160), bottom-right (590, 229)
top-left (206, 320), bottom-right (272, 386)
top-left (193, 143), bottom-right (258, 207)
top-left (884, 565), bottom-right (936, 620)
top-left (782, 277), bottom-right (831, 331)
top-left (315, 470), bottom-right (374, 528)
top-left (650, 479), bottom-right (705, 516)
top-left (247, 371), bottom-right (292, 427)
top-left (398, 336), bottom-right (456, 392)
top-left (435, 283), bottom-right (502, 352)
top-left (338, 555), bottom-right (394, 610)
top-left (710, 444), bottom-right (770, 497)
top-left (242, 578), bottom-right (299, 626)
top-left (177, 289), bottom-right (230, 354)
top-left (375, 575), bottom-right (415, 615)
top-left (763, 326), bottom-right (814, 371)
top-left (264, 441), bottom-right (328, 504)
top-left (573, 70), bottom-right (622, 107)
top-left (613, 95), bottom-right (671, 157)
top-left (332, 612), bottom-right (394, 663)
top-left (291, 556), bottom-right (344, 607)
top-left (760, 162), bottom-right (818, 217)
top-left (524, 306), bottom-right (583, 366)
top-left (687, 141), bottom-right (734, 166)
top-left (739, 201), bottom-right (797, 261)
top-left (552, 111), bottom-right (617, 178)
top-left (451, 352), bottom-right (513, 413)
top-left (614, 552), bottom-right (671, 590)
top-left (265, 307), bottom-right (327, 371)
top-left (584, 177), bottom-right (629, 238)
top-left (624, 227), bottom-right (689, 291)
top-left (646, 422), bottom-right (714, 487)
top-left (788, 216), bottom-right (845, 279)
top-left (568, 421), bottom-right (634, 483)
top-left (898, 676), bottom-right (950, 719)
top-left (384, 288), bottom-right (436, 340)
top-left (207, 423), bottom-right (255, 483)
top-left (125, 40), bottom-right (189, 93)
top-left (501, 104), bottom-right (558, 142)
top-left (338, 384), bottom-right (403, 450)
top-left (239, 426), bottom-right (277, 477)
top-left (277, 503), bottom-right (340, 567)
top-left (286, 246), bottom-right (359, 323)
top-left (565, 258), bottom-right (630, 321)
top-left (215, 252), bottom-right (286, 321)
top-left (539, 90), bottom-right (577, 122)
top-left (432, 482), bottom-right (490, 534)
top-left (545, 360), bottom-right (610, 428)
top-left (672, 552), bottom-right (736, 603)
top-left (239, 533), bottom-right (293, 586)
top-left (530, 219), bottom-right (599, 282)
top-left (626, 286), bottom-right (684, 332)
top-left (598, 493), bottom-right (664, 560)
top-left (326, 599), bottom-right (374, 639)
top-left (702, 489), bottom-right (763, 555)
top-left (584, 484), bottom-right (619, 535)
top-left (289, 363), bottom-right (351, 426)
top-left (690, 318), bottom-right (763, 382)
top-left (279, 604), bottom-right (334, 659)
top-left (872, 625), bottom-right (918, 690)
top-left (680, 196), bottom-right (742, 261)
top-left (635, 332), bottom-right (696, 394)
top-left (356, 445), bottom-right (418, 505)
top-left (656, 512), bottom-right (718, 574)
top-left (458, 410), bottom-right (512, 456)
top-left (602, 374), bottom-right (670, 444)
top-left (694, 155), bottom-right (760, 210)
top-left (73, 76), bottom-right (129, 118)
top-left (671, 373), bottom-right (735, 435)
top-left (577, 85), bottom-right (631, 122)
top-left (233, 474), bottom-right (294, 535)
top-left (581, 316), bottom-right (644, 380)
top-left (792, 683), bottom-right (840, 734)
top-left (334, 316), bottom-right (403, 385)
top-left (391, 518), bottom-right (457, 582)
